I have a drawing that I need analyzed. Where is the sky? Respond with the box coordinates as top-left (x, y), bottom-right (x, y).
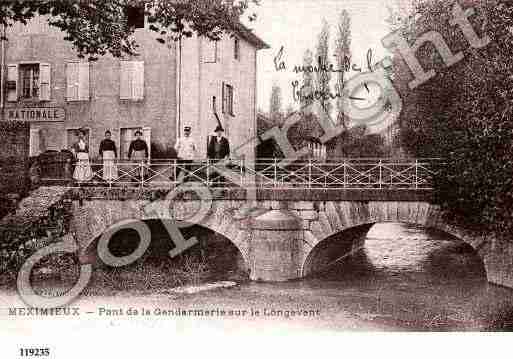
top-left (243, 0), bottom-right (399, 112)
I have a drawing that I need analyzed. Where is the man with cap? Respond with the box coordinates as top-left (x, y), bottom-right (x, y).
top-left (174, 126), bottom-right (198, 182)
top-left (128, 129), bottom-right (149, 181)
top-left (207, 124), bottom-right (230, 186)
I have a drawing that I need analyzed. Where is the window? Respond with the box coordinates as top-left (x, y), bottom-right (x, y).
top-left (21, 64), bottom-right (39, 99)
top-left (222, 83), bottom-right (234, 116)
top-left (125, 5), bottom-right (145, 29)
top-left (234, 37), bottom-right (240, 60)
top-left (66, 62), bottom-right (90, 101)
top-left (7, 62), bottom-right (51, 102)
top-left (203, 39), bottom-right (218, 63)
top-left (120, 61), bottom-right (144, 100)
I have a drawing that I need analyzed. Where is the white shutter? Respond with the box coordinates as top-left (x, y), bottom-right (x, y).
top-left (132, 61), bottom-right (144, 100)
top-left (7, 64), bottom-right (18, 102)
top-left (142, 126), bottom-right (151, 159)
top-left (222, 82), bottom-right (225, 113)
top-left (78, 62), bottom-right (90, 100)
top-left (66, 62), bottom-right (79, 101)
top-left (119, 61), bottom-right (132, 99)
top-left (29, 128), bottom-right (41, 157)
top-left (39, 63), bottom-right (51, 101)
top-left (203, 39), bottom-right (217, 63)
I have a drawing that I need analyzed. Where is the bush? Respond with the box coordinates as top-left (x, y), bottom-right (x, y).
top-left (151, 141), bottom-right (177, 160)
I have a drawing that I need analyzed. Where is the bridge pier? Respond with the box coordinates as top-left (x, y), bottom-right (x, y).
top-left (246, 209), bottom-right (303, 282)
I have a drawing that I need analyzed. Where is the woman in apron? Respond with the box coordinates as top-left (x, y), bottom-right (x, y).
top-left (71, 128), bottom-right (93, 182)
top-left (99, 130), bottom-right (118, 182)
top-left (128, 129), bottom-right (149, 181)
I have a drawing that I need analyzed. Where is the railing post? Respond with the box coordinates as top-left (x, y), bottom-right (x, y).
top-left (173, 158), bottom-right (177, 186)
top-left (379, 159), bottom-right (382, 189)
top-left (240, 158), bottom-right (244, 187)
top-left (108, 163), bottom-right (110, 188)
top-left (140, 161), bottom-right (144, 188)
top-left (207, 159), bottom-right (210, 187)
top-left (308, 158), bottom-right (312, 189)
top-left (343, 160), bottom-right (347, 189)
top-left (274, 157), bottom-right (277, 188)
top-left (415, 159), bottom-right (419, 190)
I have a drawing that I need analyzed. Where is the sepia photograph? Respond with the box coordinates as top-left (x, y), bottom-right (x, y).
top-left (0, 0), bottom-right (512, 357)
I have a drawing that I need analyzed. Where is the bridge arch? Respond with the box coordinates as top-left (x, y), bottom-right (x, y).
top-left (300, 201), bottom-right (490, 280)
top-left (71, 199), bottom-right (250, 268)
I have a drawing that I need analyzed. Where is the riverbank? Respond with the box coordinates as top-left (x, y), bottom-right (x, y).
top-left (2, 276), bottom-right (512, 332)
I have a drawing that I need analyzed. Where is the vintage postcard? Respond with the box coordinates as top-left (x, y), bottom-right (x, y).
top-left (0, 0), bottom-right (512, 357)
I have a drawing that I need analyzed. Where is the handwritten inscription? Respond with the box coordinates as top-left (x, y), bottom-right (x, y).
top-left (273, 46), bottom-right (392, 105)
top-left (274, 46), bottom-right (383, 74)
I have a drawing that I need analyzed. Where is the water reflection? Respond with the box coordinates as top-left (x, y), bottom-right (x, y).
top-left (255, 223), bottom-right (512, 330)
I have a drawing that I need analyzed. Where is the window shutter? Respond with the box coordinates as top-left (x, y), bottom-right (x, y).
top-left (120, 61), bottom-right (132, 99)
top-left (66, 62), bottom-right (79, 101)
top-left (39, 63), bottom-right (51, 101)
top-left (221, 82), bottom-right (225, 113)
top-left (142, 127), bottom-right (151, 158)
top-left (234, 38), bottom-right (239, 60)
top-left (78, 62), bottom-right (90, 100)
top-left (203, 39), bottom-right (217, 63)
top-left (229, 85), bottom-right (234, 115)
top-left (29, 128), bottom-right (40, 157)
top-left (132, 61), bottom-right (144, 100)
top-left (7, 64), bottom-right (18, 102)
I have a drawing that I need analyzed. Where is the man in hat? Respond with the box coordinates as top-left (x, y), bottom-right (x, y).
top-left (128, 129), bottom-right (149, 181)
top-left (207, 124), bottom-right (230, 186)
top-left (174, 126), bottom-right (198, 182)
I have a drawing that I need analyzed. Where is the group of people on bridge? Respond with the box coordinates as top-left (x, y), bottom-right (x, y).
top-left (70, 124), bottom-right (230, 185)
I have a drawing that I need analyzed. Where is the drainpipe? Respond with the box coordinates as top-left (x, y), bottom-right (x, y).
top-left (0, 24), bottom-right (6, 118)
top-left (175, 36), bottom-right (182, 143)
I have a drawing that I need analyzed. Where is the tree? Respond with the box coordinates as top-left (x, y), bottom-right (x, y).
top-left (390, 0), bottom-right (513, 237)
top-left (300, 49), bottom-right (314, 116)
top-left (334, 9), bottom-right (351, 130)
top-left (269, 84), bottom-right (283, 125)
top-left (0, 0), bottom-right (259, 60)
top-left (315, 19), bottom-right (331, 124)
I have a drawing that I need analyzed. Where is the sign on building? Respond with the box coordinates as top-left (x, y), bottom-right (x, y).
top-left (5, 107), bottom-right (65, 122)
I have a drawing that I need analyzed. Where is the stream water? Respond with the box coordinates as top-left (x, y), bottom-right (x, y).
top-left (229, 223), bottom-right (513, 331)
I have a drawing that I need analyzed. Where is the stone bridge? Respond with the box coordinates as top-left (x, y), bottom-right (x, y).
top-left (61, 187), bottom-right (513, 289)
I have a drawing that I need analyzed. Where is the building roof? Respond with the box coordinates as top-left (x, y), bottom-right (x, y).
top-left (233, 22), bottom-right (270, 50)
top-left (257, 113), bottom-right (277, 136)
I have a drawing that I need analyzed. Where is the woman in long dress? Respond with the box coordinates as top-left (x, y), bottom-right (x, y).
top-left (128, 129), bottom-right (149, 181)
top-left (99, 130), bottom-right (118, 181)
top-left (71, 128), bottom-right (93, 182)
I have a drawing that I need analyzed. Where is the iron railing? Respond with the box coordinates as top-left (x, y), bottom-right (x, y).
top-left (39, 158), bottom-right (443, 190)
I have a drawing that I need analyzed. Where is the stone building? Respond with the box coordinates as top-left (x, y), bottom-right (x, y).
top-left (1, 11), bottom-right (268, 161)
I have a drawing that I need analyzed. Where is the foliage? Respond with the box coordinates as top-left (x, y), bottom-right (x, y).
top-left (391, 0), bottom-right (513, 236)
top-left (328, 126), bottom-right (387, 158)
top-left (300, 49), bottom-right (314, 116)
top-left (315, 19), bottom-right (331, 123)
top-left (269, 84), bottom-right (283, 124)
top-left (0, 0), bottom-right (259, 60)
top-left (334, 9), bottom-right (351, 129)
